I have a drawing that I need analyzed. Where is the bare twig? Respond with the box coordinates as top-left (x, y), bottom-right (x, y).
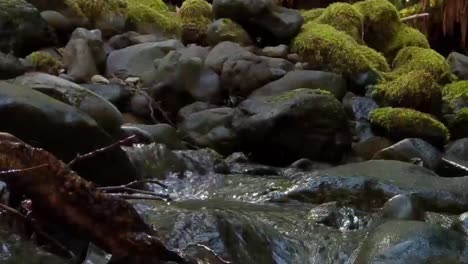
top-left (98, 179), bottom-right (168, 190)
top-left (0, 164), bottom-right (49, 179)
top-left (401, 13), bottom-right (430, 22)
top-left (68, 135), bottom-right (137, 167)
top-left (0, 202), bottom-right (76, 261)
top-left (106, 193), bottom-right (170, 201)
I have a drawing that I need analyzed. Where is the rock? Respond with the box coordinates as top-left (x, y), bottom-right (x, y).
top-left (259, 56), bottom-right (294, 72)
top-left (63, 28), bottom-right (106, 82)
top-left (225, 152), bottom-right (249, 163)
top-left (221, 52), bottom-right (286, 97)
top-left (444, 138), bottom-right (468, 170)
top-left (308, 203), bottom-right (371, 231)
top-left (355, 220), bottom-right (468, 264)
top-left (260, 45), bottom-right (288, 58)
top-left (80, 83), bottom-right (132, 110)
top-left (451, 212), bottom-right (468, 235)
top-left (250, 70), bottom-right (347, 100)
top-left (13, 73), bottom-right (123, 136)
top-left (373, 138), bottom-right (442, 170)
top-left (204, 41), bottom-right (250, 73)
top-left (0, 52), bottom-right (30, 79)
top-left (352, 136), bottom-right (392, 160)
top-left (343, 94), bottom-right (378, 121)
top-left (232, 89), bottom-right (351, 165)
top-left (0, 0), bottom-right (56, 56)
top-left (279, 160), bottom-right (468, 213)
top-left (109, 32), bottom-right (171, 50)
top-left (177, 102), bottom-right (218, 122)
top-left (106, 41), bottom-right (183, 78)
top-left (179, 107), bottom-right (238, 154)
top-left (353, 120), bottom-right (375, 142)
top-left (447, 52), bottom-right (468, 80)
top-left (40, 10), bottom-right (72, 32)
top-left (121, 123), bottom-right (185, 149)
top-left (90, 75), bottom-right (110, 84)
top-left (130, 93), bottom-right (152, 118)
top-left (212, 0), bottom-right (303, 44)
top-left (0, 81), bottom-right (136, 185)
top-left (381, 194), bottom-right (425, 221)
top-left (206, 18), bottom-right (252, 46)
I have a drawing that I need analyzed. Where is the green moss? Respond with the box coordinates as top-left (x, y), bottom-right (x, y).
top-left (315, 3), bottom-right (364, 42)
top-left (383, 24), bottom-right (429, 60)
top-left (269, 88), bottom-right (341, 114)
top-left (301, 8), bottom-right (325, 23)
top-left (26, 51), bottom-right (63, 75)
top-left (179, 0), bottom-right (212, 44)
top-left (371, 70), bottom-right (441, 113)
top-left (442, 81), bottom-right (468, 104)
top-left (291, 22), bottom-right (389, 76)
top-left (447, 108), bottom-right (468, 139)
top-left (64, 0), bottom-right (127, 22)
top-left (370, 107), bottom-right (450, 145)
top-left (391, 46), bottom-right (454, 83)
top-left (126, 0), bottom-right (181, 36)
top-left (356, 45), bottom-right (390, 72)
top-left (207, 18), bottom-right (252, 46)
top-left (179, 0), bottom-right (212, 19)
top-left (353, 0), bottom-right (401, 51)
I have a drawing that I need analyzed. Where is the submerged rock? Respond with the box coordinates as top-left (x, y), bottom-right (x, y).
top-left (278, 160), bottom-right (468, 213)
top-left (355, 220), bottom-right (468, 264)
top-left (381, 194), bottom-right (425, 221)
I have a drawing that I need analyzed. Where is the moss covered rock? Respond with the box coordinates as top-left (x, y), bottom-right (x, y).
top-left (291, 22), bottom-right (389, 76)
top-left (300, 8), bottom-right (325, 23)
top-left (391, 47), bottom-right (454, 83)
top-left (370, 107), bottom-right (449, 146)
top-left (442, 81), bottom-right (468, 138)
top-left (315, 3), bottom-right (364, 43)
top-left (126, 0), bottom-right (181, 36)
top-left (206, 18), bottom-right (252, 46)
top-left (179, 0), bottom-right (212, 44)
top-left (383, 24), bottom-right (429, 60)
top-left (26, 51), bottom-right (63, 75)
top-left (371, 70), bottom-right (441, 113)
top-left (353, 0), bottom-right (401, 51)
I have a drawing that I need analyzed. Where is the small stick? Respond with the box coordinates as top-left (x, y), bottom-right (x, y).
top-left (68, 135), bottom-right (137, 167)
top-left (401, 13), bottom-right (430, 22)
top-left (98, 179), bottom-right (168, 190)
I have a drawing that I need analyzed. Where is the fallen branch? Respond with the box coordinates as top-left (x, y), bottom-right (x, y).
top-left (0, 140), bottom-right (193, 263)
top-left (68, 135), bottom-right (137, 167)
top-left (401, 13), bottom-right (430, 22)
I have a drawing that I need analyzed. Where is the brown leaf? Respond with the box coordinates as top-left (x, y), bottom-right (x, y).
top-left (0, 139), bottom-right (190, 263)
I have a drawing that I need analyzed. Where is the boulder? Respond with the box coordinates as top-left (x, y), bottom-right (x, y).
top-left (373, 138), bottom-right (442, 170)
top-left (250, 70), bottom-right (347, 100)
top-left (447, 52), bottom-right (468, 80)
top-left (212, 0), bottom-right (303, 44)
top-left (232, 89), bottom-right (351, 164)
top-left (0, 81), bottom-right (136, 185)
top-left (13, 73), bottom-right (123, 136)
top-left (63, 28), bottom-right (106, 82)
top-left (106, 41), bottom-right (184, 78)
top-left (0, 0), bottom-right (56, 56)
top-left (0, 52), bottom-right (30, 79)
